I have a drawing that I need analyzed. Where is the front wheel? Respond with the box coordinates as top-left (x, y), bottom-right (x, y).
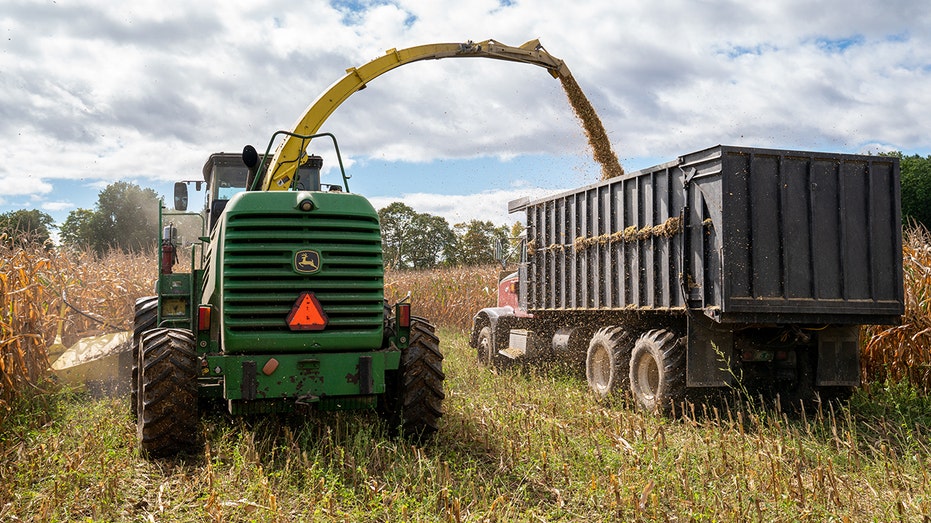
top-left (380, 319), bottom-right (445, 441)
top-left (628, 329), bottom-right (685, 413)
top-left (585, 326), bottom-right (629, 400)
top-left (137, 328), bottom-right (199, 458)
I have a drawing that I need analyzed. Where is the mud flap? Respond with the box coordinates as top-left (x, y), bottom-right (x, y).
top-left (816, 326), bottom-right (860, 387)
top-left (686, 320), bottom-right (734, 387)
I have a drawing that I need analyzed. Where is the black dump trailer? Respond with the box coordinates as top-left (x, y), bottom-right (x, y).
top-left (470, 145), bottom-right (904, 410)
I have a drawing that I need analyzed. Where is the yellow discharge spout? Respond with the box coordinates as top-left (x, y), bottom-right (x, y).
top-left (260, 39), bottom-right (569, 191)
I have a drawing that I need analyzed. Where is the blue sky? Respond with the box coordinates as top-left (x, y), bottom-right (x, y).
top-left (2, 0), bottom-right (930, 234)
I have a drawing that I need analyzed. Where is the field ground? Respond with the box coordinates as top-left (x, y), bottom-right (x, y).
top-left (2, 328), bottom-right (930, 522)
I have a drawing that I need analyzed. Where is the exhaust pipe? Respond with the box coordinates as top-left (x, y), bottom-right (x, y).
top-left (242, 144), bottom-right (260, 190)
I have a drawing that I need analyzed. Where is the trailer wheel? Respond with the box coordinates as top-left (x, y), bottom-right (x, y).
top-left (131, 296), bottom-right (158, 419)
top-left (137, 328), bottom-right (199, 458)
top-left (380, 318), bottom-right (445, 441)
top-left (585, 327), bottom-right (629, 400)
top-left (628, 329), bottom-right (685, 413)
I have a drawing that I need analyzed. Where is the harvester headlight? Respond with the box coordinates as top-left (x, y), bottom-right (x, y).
top-left (298, 199), bottom-right (315, 212)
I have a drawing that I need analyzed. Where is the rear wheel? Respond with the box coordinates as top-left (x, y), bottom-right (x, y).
top-left (380, 318), bottom-right (445, 440)
top-left (137, 328), bottom-right (199, 458)
top-left (629, 329), bottom-right (685, 413)
top-left (585, 326), bottom-right (630, 400)
top-left (131, 296), bottom-right (157, 419)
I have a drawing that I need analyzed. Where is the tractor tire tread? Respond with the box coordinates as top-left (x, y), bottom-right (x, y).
top-left (131, 296), bottom-right (158, 419)
top-left (137, 328), bottom-right (198, 458)
top-left (380, 319), bottom-right (444, 440)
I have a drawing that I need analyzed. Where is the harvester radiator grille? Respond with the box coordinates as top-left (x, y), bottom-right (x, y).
top-left (222, 212), bottom-right (384, 339)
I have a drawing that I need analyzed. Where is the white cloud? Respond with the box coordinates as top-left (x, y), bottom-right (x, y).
top-left (41, 201), bottom-right (76, 212)
top-left (369, 186), bottom-right (566, 227)
top-left (0, 174), bottom-right (53, 197)
top-left (2, 0), bottom-right (930, 220)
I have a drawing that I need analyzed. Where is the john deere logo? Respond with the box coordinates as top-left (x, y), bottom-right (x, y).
top-left (294, 250), bottom-right (321, 274)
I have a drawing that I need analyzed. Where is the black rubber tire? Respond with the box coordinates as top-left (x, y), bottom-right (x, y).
top-left (137, 328), bottom-right (199, 458)
top-left (131, 296), bottom-right (158, 419)
top-left (379, 318), bottom-right (445, 441)
top-left (477, 326), bottom-right (494, 365)
top-left (628, 329), bottom-right (686, 413)
top-left (585, 326), bottom-right (629, 400)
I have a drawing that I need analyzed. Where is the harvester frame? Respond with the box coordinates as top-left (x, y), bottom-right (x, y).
top-left (131, 132), bottom-right (444, 457)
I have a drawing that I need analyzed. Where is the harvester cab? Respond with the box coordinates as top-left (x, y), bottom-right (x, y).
top-left (171, 152), bottom-right (251, 229)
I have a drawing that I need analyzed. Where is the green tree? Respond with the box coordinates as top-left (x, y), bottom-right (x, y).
top-left (378, 202), bottom-right (456, 270)
top-left (408, 213), bottom-right (455, 269)
top-left (895, 152), bottom-right (931, 228)
top-left (59, 208), bottom-right (95, 247)
top-left (378, 202), bottom-right (417, 269)
top-left (448, 220), bottom-right (509, 266)
top-left (59, 182), bottom-right (160, 253)
top-left (0, 209), bottom-right (55, 246)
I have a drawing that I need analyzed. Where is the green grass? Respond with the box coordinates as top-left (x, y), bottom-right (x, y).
top-left (2, 329), bottom-right (931, 521)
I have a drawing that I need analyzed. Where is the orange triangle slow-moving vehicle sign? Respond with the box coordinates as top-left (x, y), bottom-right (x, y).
top-left (286, 292), bottom-right (329, 331)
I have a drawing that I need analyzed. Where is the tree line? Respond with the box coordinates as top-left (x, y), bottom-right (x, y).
top-left (0, 183), bottom-right (520, 269)
top-left (378, 202), bottom-right (524, 270)
top-left (3, 152), bottom-right (930, 259)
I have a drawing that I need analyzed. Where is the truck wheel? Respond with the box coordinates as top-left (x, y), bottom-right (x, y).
top-left (380, 318), bottom-right (445, 441)
top-left (585, 327), bottom-right (629, 400)
top-left (137, 328), bottom-right (199, 458)
top-left (477, 326), bottom-right (494, 365)
top-left (131, 296), bottom-right (158, 419)
top-left (628, 329), bottom-right (685, 413)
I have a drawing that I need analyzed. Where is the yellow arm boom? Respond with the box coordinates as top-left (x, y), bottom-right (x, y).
top-left (260, 39), bottom-right (569, 190)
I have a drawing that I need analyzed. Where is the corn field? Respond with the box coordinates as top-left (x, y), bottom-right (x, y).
top-left (3, 227), bottom-right (931, 422)
top-left (0, 243), bottom-right (156, 417)
top-left (862, 225), bottom-right (931, 391)
top-left (385, 265), bottom-right (501, 331)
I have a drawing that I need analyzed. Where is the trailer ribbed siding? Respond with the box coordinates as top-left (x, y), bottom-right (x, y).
top-left (520, 145), bottom-right (903, 324)
top-left (525, 161), bottom-right (686, 311)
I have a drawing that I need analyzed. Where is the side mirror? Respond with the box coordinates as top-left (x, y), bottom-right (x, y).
top-left (173, 182), bottom-right (188, 211)
top-left (494, 238), bottom-right (507, 268)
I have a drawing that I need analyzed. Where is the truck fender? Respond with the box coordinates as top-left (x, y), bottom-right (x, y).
top-left (469, 306), bottom-right (516, 348)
